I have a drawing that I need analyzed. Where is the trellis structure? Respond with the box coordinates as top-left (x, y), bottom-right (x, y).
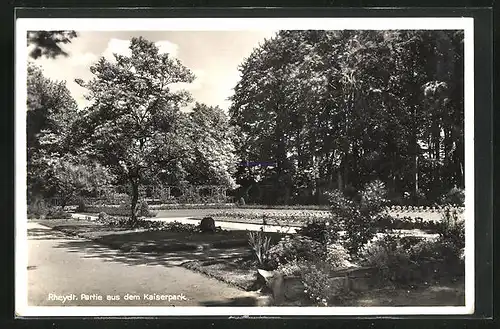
top-left (62, 184), bottom-right (231, 206)
top-left (142, 185), bottom-right (229, 203)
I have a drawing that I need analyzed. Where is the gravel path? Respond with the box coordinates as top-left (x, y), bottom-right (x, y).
top-left (26, 222), bottom-right (260, 307)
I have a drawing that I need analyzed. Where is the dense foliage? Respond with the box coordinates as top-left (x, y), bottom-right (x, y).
top-left (72, 37), bottom-right (237, 224)
top-left (27, 63), bottom-right (113, 208)
top-left (230, 30), bottom-right (464, 205)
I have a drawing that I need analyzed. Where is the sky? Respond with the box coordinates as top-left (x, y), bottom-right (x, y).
top-left (28, 30), bottom-right (278, 111)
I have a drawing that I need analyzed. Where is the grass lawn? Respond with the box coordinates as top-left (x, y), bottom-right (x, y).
top-left (33, 219), bottom-right (144, 238)
top-left (183, 256), bottom-right (261, 291)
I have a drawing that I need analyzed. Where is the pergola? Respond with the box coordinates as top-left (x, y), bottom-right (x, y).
top-left (144, 185), bottom-right (228, 203)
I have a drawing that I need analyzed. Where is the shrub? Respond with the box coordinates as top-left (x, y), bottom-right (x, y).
top-left (98, 212), bottom-right (108, 222)
top-left (437, 208), bottom-right (465, 248)
top-left (275, 258), bottom-right (306, 276)
top-left (138, 200), bottom-right (156, 218)
top-left (85, 205), bottom-right (131, 217)
top-left (436, 208), bottom-right (465, 264)
top-left (248, 229), bottom-right (272, 268)
top-left (300, 261), bottom-right (349, 306)
top-left (267, 235), bottom-right (324, 269)
top-left (130, 219), bottom-right (164, 230)
top-left (328, 180), bottom-right (388, 256)
top-left (161, 221), bottom-right (200, 233)
top-left (45, 209), bottom-right (71, 219)
top-left (105, 193), bottom-right (131, 205)
top-left (268, 237), bottom-right (351, 306)
top-left (440, 187), bottom-right (465, 207)
top-left (297, 219), bottom-right (328, 243)
top-left (77, 198), bottom-right (86, 212)
top-left (199, 217), bottom-right (217, 233)
top-left (361, 231), bottom-right (464, 285)
top-left (325, 243), bottom-right (351, 269)
top-left (27, 198), bottom-right (49, 219)
top-left (407, 238), bottom-right (443, 262)
top-left (94, 213), bottom-right (130, 227)
top-left (360, 234), bottom-right (415, 284)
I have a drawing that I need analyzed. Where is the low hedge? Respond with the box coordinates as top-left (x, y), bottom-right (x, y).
top-left (86, 205), bottom-right (131, 216)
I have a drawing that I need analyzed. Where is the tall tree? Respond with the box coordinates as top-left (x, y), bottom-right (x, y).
top-left (183, 103), bottom-right (238, 189)
top-left (74, 37), bottom-right (195, 224)
top-left (27, 63), bottom-right (113, 206)
top-left (229, 30), bottom-right (464, 205)
top-left (27, 63), bottom-right (79, 200)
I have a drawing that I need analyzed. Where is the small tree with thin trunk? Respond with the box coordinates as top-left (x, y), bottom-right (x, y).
top-left (74, 37), bottom-right (195, 225)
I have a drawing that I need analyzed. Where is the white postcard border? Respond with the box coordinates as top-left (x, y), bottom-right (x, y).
top-left (15, 16), bottom-right (475, 317)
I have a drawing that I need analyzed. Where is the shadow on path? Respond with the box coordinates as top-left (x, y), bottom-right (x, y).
top-left (28, 227), bottom-right (79, 240)
top-left (53, 237), bottom-right (251, 268)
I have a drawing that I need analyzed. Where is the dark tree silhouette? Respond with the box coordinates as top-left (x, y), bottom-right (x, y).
top-left (27, 31), bottom-right (78, 59)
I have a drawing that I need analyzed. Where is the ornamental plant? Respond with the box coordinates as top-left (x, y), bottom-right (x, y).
top-left (328, 180), bottom-right (388, 256)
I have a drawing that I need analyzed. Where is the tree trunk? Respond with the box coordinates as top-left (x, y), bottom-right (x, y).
top-left (129, 176), bottom-right (139, 225)
top-left (410, 105), bottom-right (419, 198)
top-left (60, 197), bottom-right (68, 211)
top-left (337, 170), bottom-right (343, 191)
top-left (414, 153), bottom-right (419, 195)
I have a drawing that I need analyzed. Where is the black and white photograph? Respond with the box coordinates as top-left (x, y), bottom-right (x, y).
top-left (15, 17), bottom-right (475, 316)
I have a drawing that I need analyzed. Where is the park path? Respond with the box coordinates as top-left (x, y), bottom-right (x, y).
top-left (149, 217), bottom-right (301, 233)
top-left (70, 213), bottom-right (437, 238)
top-left (71, 213), bottom-right (301, 233)
top-left (26, 222), bottom-right (262, 307)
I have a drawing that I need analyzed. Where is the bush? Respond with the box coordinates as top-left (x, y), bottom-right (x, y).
top-left (138, 200), bottom-right (156, 218)
top-left (27, 198), bottom-right (49, 219)
top-left (325, 243), bottom-right (351, 269)
top-left (104, 216), bottom-right (130, 227)
top-left (267, 235), bottom-right (324, 269)
top-left (300, 261), bottom-right (349, 306)
top-left (361, 229), bottom-right (464, 285)
top-left (248, 230), bottom-right (272, 268)
top-left (85, 205), bottom-right (131, 217)
top-left (436, 208), bottom-right (465, 264)
top-left (437, 208), bottom-right (465, 248)
top-left (161, 221), bottom-right (200, 233)
top-left (98, 212), bottom-right (108, 222)
top-left (105, 193), bottom-right (131, 205)
top-left (275, 258), bottom-right (307, 276)
top-left (376, 214), bottom-right (440, 231)
top-left (77, 199), bottom-right (86, 212)
top-left (273, 257), bottom-right (351, 306)
top-left (440, 187), bottom-right (465, 207)
top-left (199, 217), bottom-right (217, 233)
top-left (360, 234), bottom-right (415, 283)
top-left (297, 219), bottom-right (328, 243)
top-left (328, 180), bottom-right (388, 256)
top-left (407, 238), bottom-right (443, 262)
top-left (44, 209), bottom-right (71, 219)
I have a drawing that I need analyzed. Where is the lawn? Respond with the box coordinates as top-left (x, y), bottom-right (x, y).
top-left (94, 229), bottom-right (279, 252)
top-left (34, 219), bottom-right (146, 238)
top-left (183, 256), bottom-right (261, 291)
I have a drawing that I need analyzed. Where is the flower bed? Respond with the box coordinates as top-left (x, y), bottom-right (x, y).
top-left (149, 203), bottom-right (237, 210)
